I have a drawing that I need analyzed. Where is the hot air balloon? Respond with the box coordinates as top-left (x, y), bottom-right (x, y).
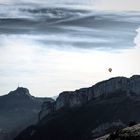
top-left (108, 68), bottom-right (112, 73)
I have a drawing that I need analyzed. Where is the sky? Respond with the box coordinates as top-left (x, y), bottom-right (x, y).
top-left (1, 0), bottom-right (140, 10)
top-left (94, 0), bottom-right (140, 11)
top-left (0, 0), bottom-right (140, 97)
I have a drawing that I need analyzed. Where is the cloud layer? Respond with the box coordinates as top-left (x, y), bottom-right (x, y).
top-left (0, 3), bottom-right (140, 97)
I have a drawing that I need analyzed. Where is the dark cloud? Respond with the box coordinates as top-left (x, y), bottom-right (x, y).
top-left (0, 5), bottom-right (140, 51)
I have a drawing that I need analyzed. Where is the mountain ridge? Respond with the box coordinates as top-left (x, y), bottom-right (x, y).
top-left (0, 87), bottom-right (54, 140)
top-left (39, 75), bottom-right (140, 120)
top-left (15, 75), bottom-right (140, 140)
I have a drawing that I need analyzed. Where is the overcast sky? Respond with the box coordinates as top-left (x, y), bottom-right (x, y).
top-left (94, 0), bottom-right (140, 11)
top-left (0, 0), bottom-right (140, 97)
top-left (0, 0), bottom-right (140, 10)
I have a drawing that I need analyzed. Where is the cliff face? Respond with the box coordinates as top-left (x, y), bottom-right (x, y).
top-left (39, 75), bottom-right (140, 120)
top-left (39, 101), bottom-right (55, 121)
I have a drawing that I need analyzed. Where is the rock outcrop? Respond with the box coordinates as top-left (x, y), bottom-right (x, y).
top-left (96, 123), bottom-right (140, 140)
top-left (39, 75), bottom-right (140, 120)
top-left (9, 87), bottom-right (31, 97)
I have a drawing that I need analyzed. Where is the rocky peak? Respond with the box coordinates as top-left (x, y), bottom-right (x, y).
top-left (8, 87), bottom-right (32, 99)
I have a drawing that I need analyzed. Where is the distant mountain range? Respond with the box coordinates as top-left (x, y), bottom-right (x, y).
top-left (0, 87), bottom-right (54, 140)
top-left (14, 75), bottom-right (140, 140)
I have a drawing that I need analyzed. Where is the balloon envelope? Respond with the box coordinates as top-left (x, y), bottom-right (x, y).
top-left (108, 68), bottom-right (112, 72)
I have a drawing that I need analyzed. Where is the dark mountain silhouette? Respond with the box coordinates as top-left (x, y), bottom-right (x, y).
top-left (14, 75), bottom-right (140, 140)
top-left (0, 87), bottom-right (54, 140)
